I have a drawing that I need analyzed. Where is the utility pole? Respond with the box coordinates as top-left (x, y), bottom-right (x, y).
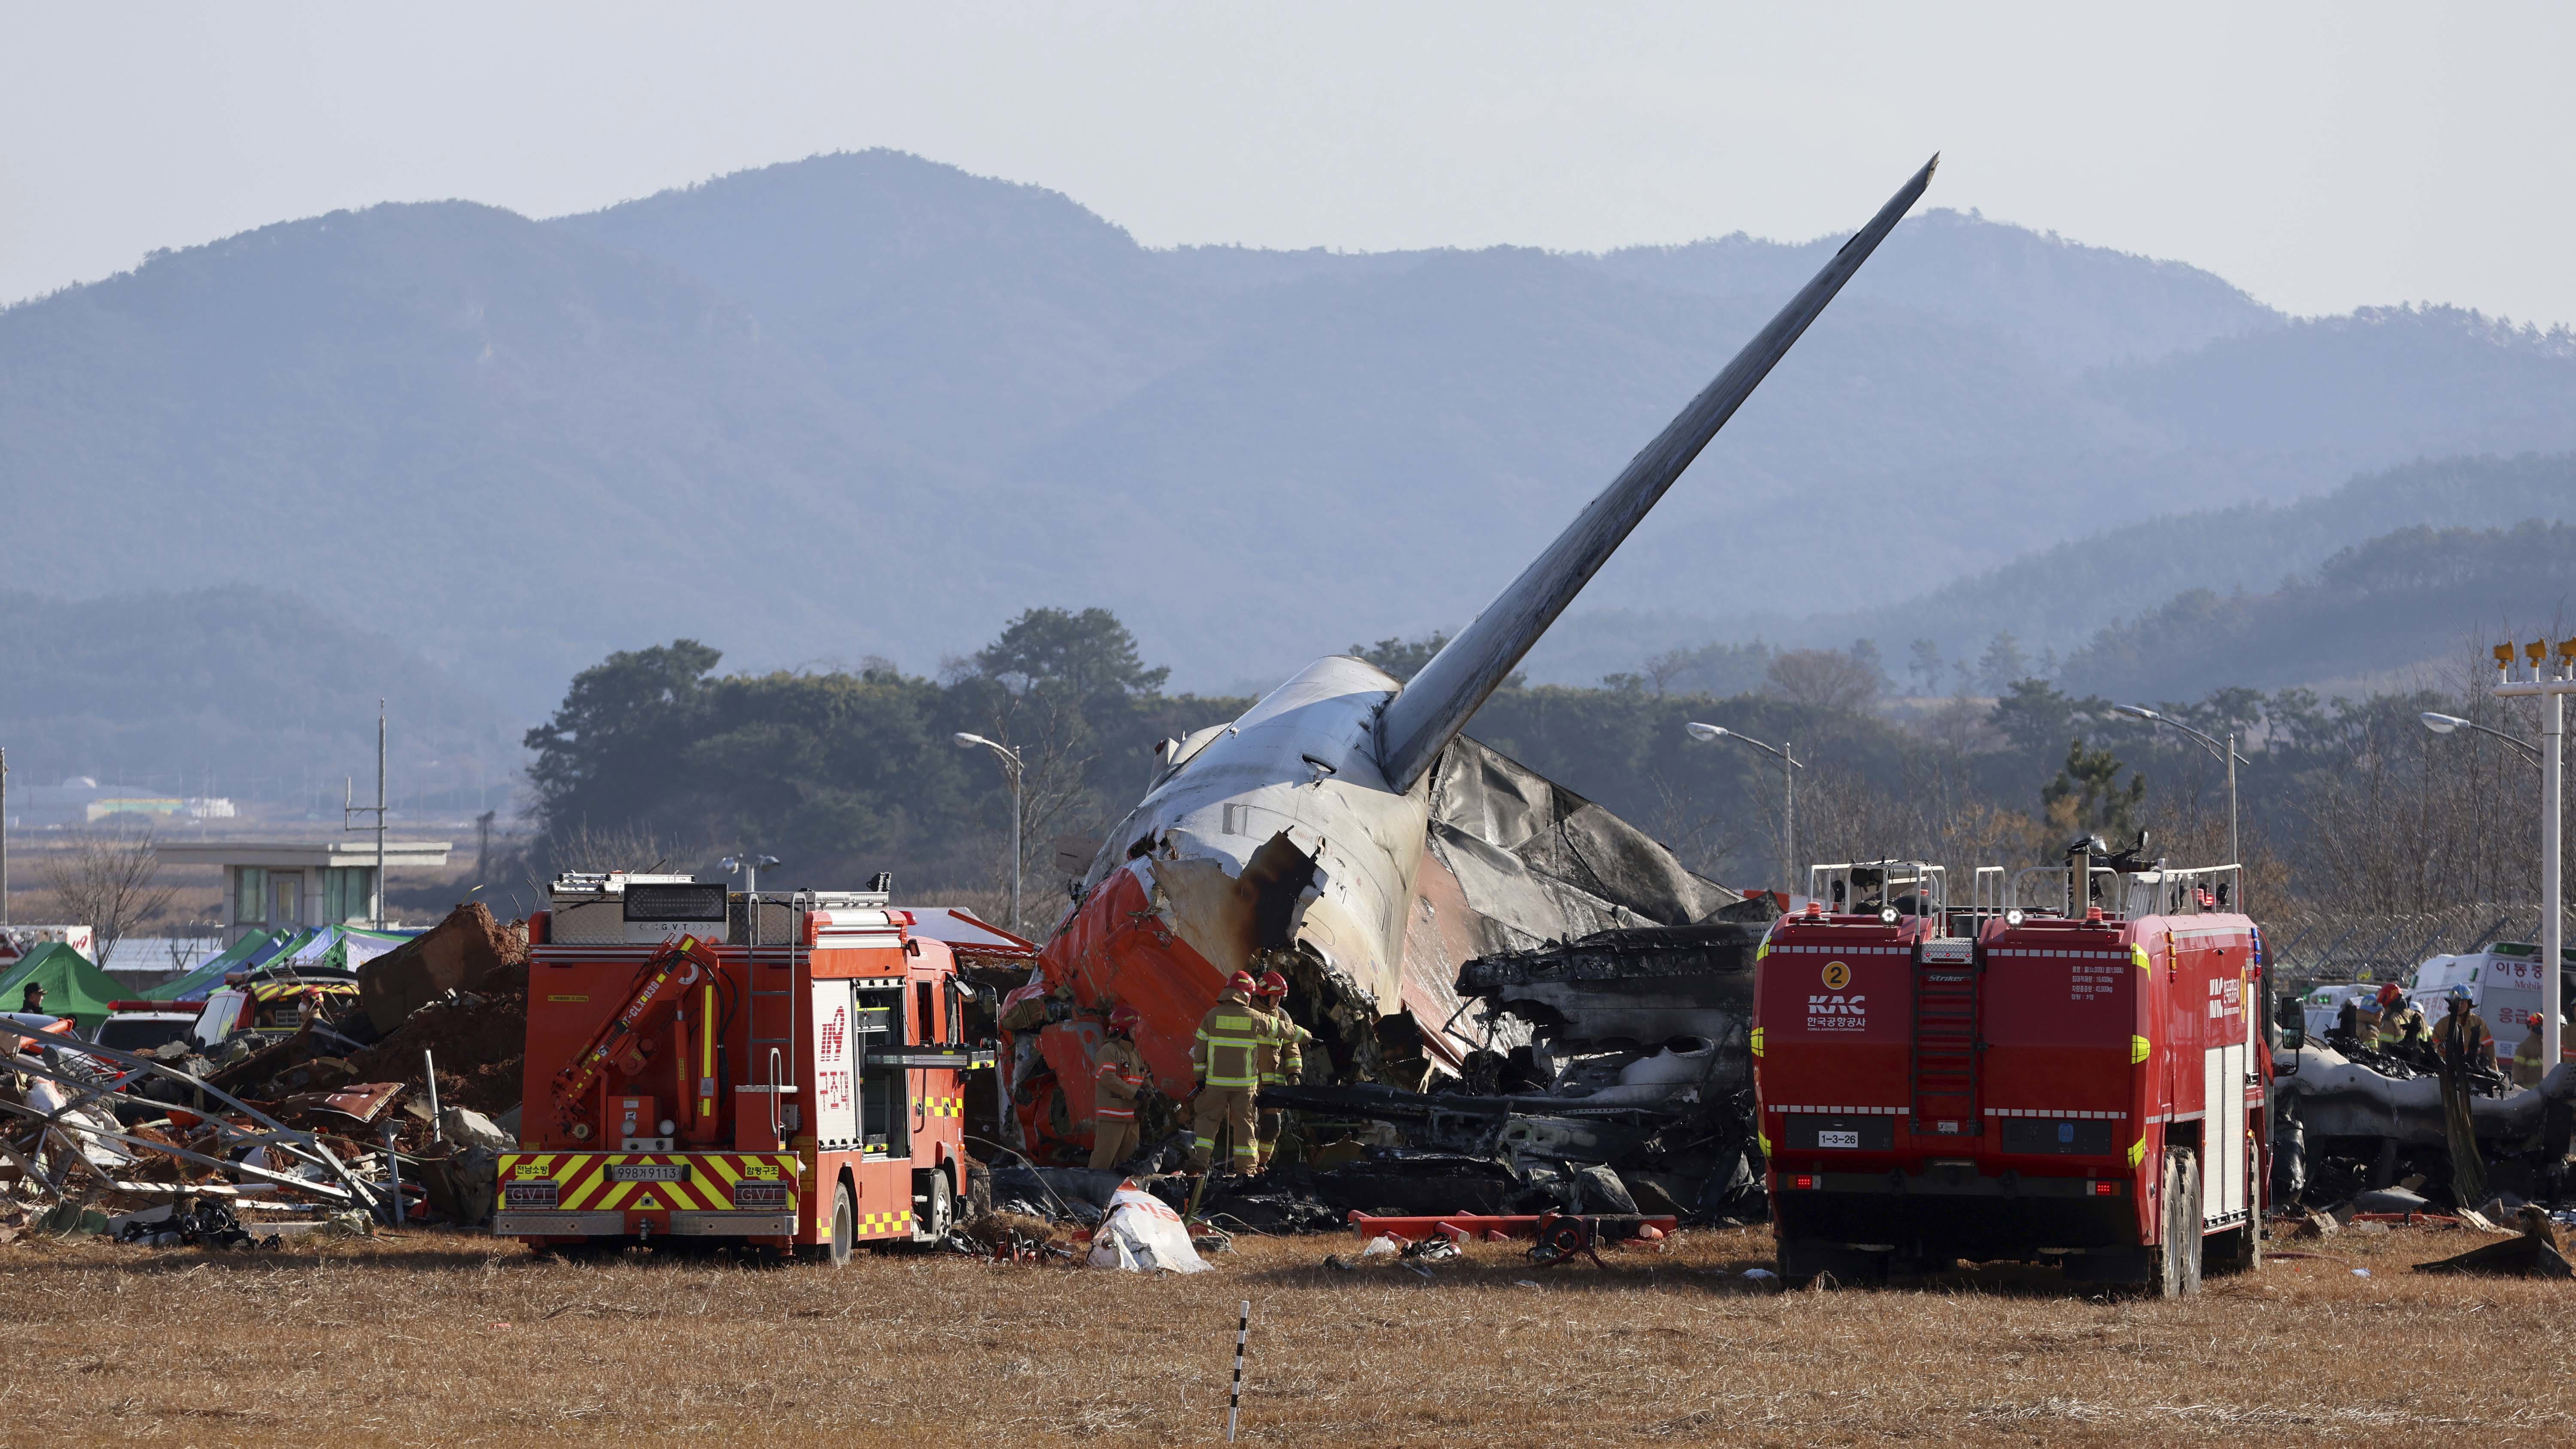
top-left (2494, 639), bottom-right (2573, 1074)
top-left (1783, 739), bottom-right (1797, 895)
top-left (344, 700), bottom-right (389, 928)
top-left (2112, 704), bottom-right (2248, 906)
top-left (1685, 723), bottom-right (1804, 894)
top-left (2, 745), bottom-right (9, 931)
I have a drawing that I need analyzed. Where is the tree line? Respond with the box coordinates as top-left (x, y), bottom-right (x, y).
top-left (515, 608), bottom-right (2576, 934)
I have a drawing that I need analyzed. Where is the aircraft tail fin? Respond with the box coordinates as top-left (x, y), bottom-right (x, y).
top-left (1373, 154), bottom-right (1938, 793)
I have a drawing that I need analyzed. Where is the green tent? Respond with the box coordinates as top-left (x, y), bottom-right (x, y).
top-left (144, 928), bottom-right (289, 1002)
top-left (0, 943), bottom-right (129, 1030)
top-left (141, 925), bottom-right (416, 1002)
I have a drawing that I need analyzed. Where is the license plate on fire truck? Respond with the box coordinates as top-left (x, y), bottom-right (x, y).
top-left (608, 1163), bottom-right (688, 1182)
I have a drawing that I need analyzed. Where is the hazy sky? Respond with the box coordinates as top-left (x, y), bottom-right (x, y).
top-left (6, 3), bottom-right (2572, 323)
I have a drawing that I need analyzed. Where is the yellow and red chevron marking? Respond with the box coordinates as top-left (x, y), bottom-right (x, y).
top-left (927, 1095), bottom-right (965, 1118)
top-left (856, 1210), bottom-right (913, 1238)
top-left (498, 1152), bottom-right (802, 1213)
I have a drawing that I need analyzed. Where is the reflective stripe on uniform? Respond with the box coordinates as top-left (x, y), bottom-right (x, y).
top-left (1195, 1012), bottom-right (1270, 1087)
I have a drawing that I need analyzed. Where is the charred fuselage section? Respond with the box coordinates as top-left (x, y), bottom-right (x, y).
top-left (1456, 915), bottom-right (1769, 1101)
top-left (1286, 905), bottom-right (1784, 1218)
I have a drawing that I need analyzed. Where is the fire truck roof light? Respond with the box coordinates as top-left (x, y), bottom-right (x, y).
top-left (1879, 906), bottom-right (1900, 925)
top-left (2003, 908), bottom-right (2025, 927)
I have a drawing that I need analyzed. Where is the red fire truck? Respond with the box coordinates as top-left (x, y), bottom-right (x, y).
top-left (495, 874), bottom-right (993, 1263)
top-left (1754, 856), bottom-right (2269, 1295)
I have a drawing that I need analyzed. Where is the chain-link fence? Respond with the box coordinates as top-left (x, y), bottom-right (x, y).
top-left (2263, 901), bottom-right (2574, 987)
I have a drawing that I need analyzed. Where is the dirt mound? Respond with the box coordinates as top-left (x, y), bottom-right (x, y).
top-left (348, 958), bottom-right (528, 1117)
top-left (356, 901), bottom-right (527, 1036)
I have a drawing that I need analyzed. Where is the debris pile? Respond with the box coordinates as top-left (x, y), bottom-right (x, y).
top-left (984, 904), bottom-right (1775, 1242)
top-left (1219, 905), bottom-right (1777, 1230)
top-left (347, 958), bottom-right (529, 1117)
top-left (0, 901), bottom-right (534, 1245)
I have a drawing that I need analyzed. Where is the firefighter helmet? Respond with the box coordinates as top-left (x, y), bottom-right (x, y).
top-left (1108, 1005), bottom-right (1142, 1033)
top-left (1256, 970), bottom-right (1289, 998)
top-left (2376, 982), bottom-right (2404, 1005)
top-left (1227, 970), bottom-right (1258, 995)
top-left (2446, 984), bottom-right (2473, 1004)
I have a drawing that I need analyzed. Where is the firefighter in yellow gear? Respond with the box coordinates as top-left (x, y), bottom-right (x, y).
top-left (2512, 1012), bottom-right (2549, 1090)
top-left (1089, 1005), bottom-right (1149, 1172)
top-left (2376, 986), bottom-right (2428, 1051)
top-left (2432, 988), bottom-right (2497, 1072)
top-left (1250, 968), bottom-right (1309, 1171)
top-left (1187, 970), bottom-right (1275, 1174)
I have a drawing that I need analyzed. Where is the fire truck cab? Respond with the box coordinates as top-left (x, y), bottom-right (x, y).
top-left (1756, 856), bottom-right (2268, 1295)
top-left (495, 874), bottom-right (993, 1262)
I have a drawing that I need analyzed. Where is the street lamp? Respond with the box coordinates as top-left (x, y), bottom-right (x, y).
top-left (2111, 704), bottom-right (2247, 886)
top-left (2491, 638), bottom-right (2576, 1075)
top-left (955, 732), bottom-right (1024, 934)
top-left (1685, 722), bottom-right (1802, 892)
top-left (2419, 712), bottom-right (2544, 768)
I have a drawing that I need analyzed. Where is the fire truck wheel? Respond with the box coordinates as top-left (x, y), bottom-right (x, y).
top-left (2149, 1147), bottom-right (2203, 1298)
top-left (827, 1181), bottom-right (856, 1268)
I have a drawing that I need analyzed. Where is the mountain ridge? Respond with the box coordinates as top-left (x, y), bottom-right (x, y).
top-left (8, 148), bottom-right (2576, 711)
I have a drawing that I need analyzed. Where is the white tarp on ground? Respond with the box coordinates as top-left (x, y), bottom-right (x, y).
top-left (1088, 1182), bottom-right (1210, 1273)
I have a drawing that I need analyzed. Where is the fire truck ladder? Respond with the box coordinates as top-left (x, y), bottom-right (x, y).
top-left (1909, 947), bottom-right (1982, 1136)
top-left (741, 890), bottom-right (810, 1137)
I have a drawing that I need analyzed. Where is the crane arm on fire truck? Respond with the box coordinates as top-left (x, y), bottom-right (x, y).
top-left (550, 935), bottom-right (724, 1117)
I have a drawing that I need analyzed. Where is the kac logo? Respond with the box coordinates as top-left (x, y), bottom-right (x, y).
top-left (1807, 993), bottom-right (1868, 1032)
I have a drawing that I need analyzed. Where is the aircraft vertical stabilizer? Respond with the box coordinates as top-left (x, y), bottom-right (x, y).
top-left (1373, 155), bottom-right (1939, 793)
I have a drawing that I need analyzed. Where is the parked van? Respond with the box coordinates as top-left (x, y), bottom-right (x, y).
top-left (2406, 943), bottom-right (2574, 1069)
top-left (2300, 982), bottom-right (2388, 1040)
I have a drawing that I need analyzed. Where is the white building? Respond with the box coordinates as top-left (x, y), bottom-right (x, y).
top-left (156, 839), bottom-right (453, 944)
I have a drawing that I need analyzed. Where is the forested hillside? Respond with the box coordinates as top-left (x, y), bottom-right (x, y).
top-left (1535, 453), bottom-right (2576, 689)
top-left (9, 148), bottom-right (2576, 722)
top-left (2054, 520), bottom-right (2576, 700)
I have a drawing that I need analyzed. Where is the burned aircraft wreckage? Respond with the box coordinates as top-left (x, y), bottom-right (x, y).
top-left (2271, 1038), bottom-right (2575, 1212)
top-left (996, 158), bottom-right (1944, 1218)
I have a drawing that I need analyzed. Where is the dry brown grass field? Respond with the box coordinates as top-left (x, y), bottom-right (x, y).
top-left (0, 1221), bottom-right (2565, 1446)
